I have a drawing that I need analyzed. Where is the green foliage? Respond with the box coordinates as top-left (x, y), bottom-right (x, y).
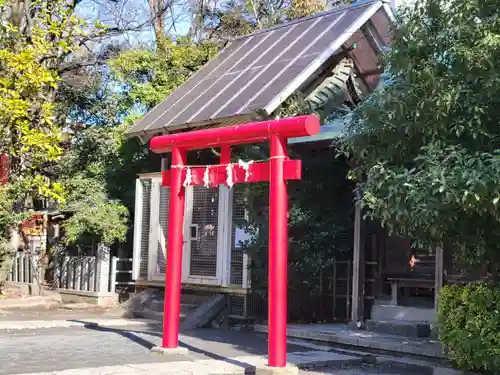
top-left (438, 283), bottom-right (500, 373)
top-left (0, 184), bottom-right (27, 243)
top-left (235, 146), bottom-right (355, 292)
top-left (343, 0), bottom-right (500, 267)
top-left (109, 37), bottom-right (219, 111)
top-left (62, 185), bottom-right (129, 246)
top-left (201, 0), bottom-right (325, 39)
top-left (0, 0), bottom-right (97, 281)
top-left (57, 125), bottom-right (131, 246)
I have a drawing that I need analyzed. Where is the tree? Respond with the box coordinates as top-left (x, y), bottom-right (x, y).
top-left (56, 123), bottom-right (130, 247)
top-left (109, 37), bottom-right (220, 112)
top-left (0, 0), bottom-right (135, 286)
top-left (196, 0), bottom-right (325, 40)
top-left (343, 0), bottom-right (500, 275)
top-left (0, 0), bottom-right (96, 284)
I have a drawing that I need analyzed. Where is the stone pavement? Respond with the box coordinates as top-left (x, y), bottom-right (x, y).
top-left (13, 350), bottom-right (362, 375)
top-left (0, 309), bottom-right (468, 375)
top-left (0, 323), bottom-right (363, 375)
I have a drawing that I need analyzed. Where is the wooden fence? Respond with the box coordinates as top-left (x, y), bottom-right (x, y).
top-left (53, 256), bottom-right (101, 292)
top-left (7, 252), bottom-right (38, 284)
top-left (9, 252), bottom-right (132, 295)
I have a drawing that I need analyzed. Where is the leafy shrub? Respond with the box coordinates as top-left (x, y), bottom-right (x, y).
top-left (438, 282), bottom-right (500, 373)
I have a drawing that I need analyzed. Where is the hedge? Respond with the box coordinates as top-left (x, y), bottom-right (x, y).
top-left (438, 282), bottom-right (500, 374)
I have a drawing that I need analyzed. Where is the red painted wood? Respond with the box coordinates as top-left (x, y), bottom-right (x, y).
top-left (0, 153), bottom-right (9, 185)
top-left (150, 115), bottom-right (320, 368)
top-left (161, 160), bottom-right (301, 187)
top-left (162, 147), bottom-right (187, 349)
top-left (150, 115), bottom-right (320, 153)
top-left (268, 135), bottom-right (288, 367)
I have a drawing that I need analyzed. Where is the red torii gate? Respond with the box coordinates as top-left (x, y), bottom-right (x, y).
top-left (150, 115), bottom-right (320, 368)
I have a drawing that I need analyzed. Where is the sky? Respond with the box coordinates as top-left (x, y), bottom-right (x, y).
top-left (76, 0), bottom-right (192, 48)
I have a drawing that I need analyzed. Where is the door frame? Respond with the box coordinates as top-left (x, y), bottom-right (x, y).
top-left (147, 182), bottom-right (234, 287)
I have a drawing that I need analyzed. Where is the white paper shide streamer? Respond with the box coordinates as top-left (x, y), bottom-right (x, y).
top-left (238, 159), bottom-right (254, 182)
top-left (226, 163), bottom-right (234, 188)
top-left (183, 167), bottom-right (192, 187)
top-left (203, 166), bottom-right (210, 188)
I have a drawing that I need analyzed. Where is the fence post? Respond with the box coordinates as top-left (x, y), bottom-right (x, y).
top-left (12, 253), bottom-right (18, 282)
top-left (19, 253), bottom-right (25, 283)
top-left (63, 256), bottom-right (69, 289)
top-left (110, 257), bottom-right (117, 294)
top-left (96, 244), bottom-right (110, 294)
top-left (7, 253), bottom-right (15, 282)
top-left (75, 257), bottom-right (82, 291)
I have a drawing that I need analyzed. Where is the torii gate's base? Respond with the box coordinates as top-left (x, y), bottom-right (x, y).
top-left (150, 346), bottom-right (189, 356)
top-left (255, 365), bottom-right (299, 375)
top-left (150, 115), bottom-right (320, 369)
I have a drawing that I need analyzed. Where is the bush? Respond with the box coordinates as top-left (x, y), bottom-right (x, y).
top-left (438, 282), bottom-right (500, 373)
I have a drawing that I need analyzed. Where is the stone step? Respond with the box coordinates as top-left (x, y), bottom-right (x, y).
top-left (253, 324), bottom-right (444, 359)
top-left (371, 304), bottom-right (436, 323)
top-left (181, 294), bottom-right (226, 330)
top-left (366, 319), bottom-right (432, 338)
top-left (122, 289), bottom-right (202, 322)
top-left (147, 299), bottom-right (198, 314)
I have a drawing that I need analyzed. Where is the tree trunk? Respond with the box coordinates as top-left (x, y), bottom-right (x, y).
top-left (147, 0), bottom-right (167, 53)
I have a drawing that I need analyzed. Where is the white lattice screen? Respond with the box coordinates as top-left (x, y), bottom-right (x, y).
top-left (133, 174), bottom-right (251, 289)
top-left (133, 178), bottom-right (152, 280)
top-left (230, 186), bottom-right (246, 286)
top-left (157, 185), bottom-right (170, 274)
top-left (188, 186), bottom-right (219, 277)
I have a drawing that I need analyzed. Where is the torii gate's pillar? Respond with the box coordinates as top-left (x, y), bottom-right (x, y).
top-left (268, 135), bottom-right (289, 367)
top-left (162, 147), bottom-right (187, 349)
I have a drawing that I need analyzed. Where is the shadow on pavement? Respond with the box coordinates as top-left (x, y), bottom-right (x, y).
top-left (69, 320), bottom-right (156, 350)
top-left (71, 320), bottom-right (261, 372)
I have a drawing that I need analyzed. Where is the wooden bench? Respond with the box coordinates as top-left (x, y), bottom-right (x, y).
top-left (386, 274), bottom-right (434, 305)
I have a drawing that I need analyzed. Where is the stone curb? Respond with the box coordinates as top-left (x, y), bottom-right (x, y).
top-left (0, 295), bottom-right (60, 309)
top-left (254, 325), bottom-right (444, 359)
top-left (0, 318), bottom-right (161, 330)
top-left (375, 356), bottom-right (485, 375)
top-left (375, 357), bottom-right (434, 375)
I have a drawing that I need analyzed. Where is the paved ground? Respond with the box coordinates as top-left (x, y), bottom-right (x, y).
top-left (0, 322), bottom-right (431, 375)
top-left (0, 324), bottom-right (315, 374)
top-left (0, 307), bottom-right (440, 375)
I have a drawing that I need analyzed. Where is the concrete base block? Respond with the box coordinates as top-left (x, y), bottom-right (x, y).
top-left (255, 365), bottom-right (299, 375)
top-left (58, 289), bottom-right (118, 307)
top-left (366, 319), bottom-right (431, 338)
top-left (371, 304), bottom-right (436, 323)
top-left (3, 282), bottom-right (40, 296)
top-left (150, 346), bottom-right (189, 356)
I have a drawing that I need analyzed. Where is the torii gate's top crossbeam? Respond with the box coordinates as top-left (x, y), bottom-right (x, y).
top-left (150, 115), bottom-right (320, 153)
